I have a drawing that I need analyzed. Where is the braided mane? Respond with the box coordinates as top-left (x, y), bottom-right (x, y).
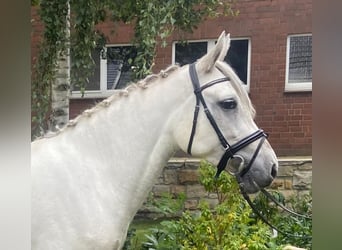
top-left (40, 65), bottom-right (180, 139)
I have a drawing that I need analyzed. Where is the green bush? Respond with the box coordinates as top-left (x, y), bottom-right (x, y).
top-left (132, 160), bottom-right (312, 250)
top-left (252, 189), bottom-right (312, 249)
top-left (178, 161), bottom-right (283, 250)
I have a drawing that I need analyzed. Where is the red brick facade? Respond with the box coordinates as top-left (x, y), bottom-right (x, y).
top-left (31, 0), bottom-right (312, 156)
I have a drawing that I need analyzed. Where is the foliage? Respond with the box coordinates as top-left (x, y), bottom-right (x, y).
top-left (252, 190), bottom-right (312, 249)
top-left (31, 0), bottom-right (238, 138)
top-left (142, 220), bottom-right (182, 250)
top-left (122, 192), bottom-right (186, 249)
top-left (198, 159), bottom-right (241, 205)
top-left (145, 191), bottom-right (186, 217)
top-left (122, 227), bottom-right (137, 250)
top-left (141, 161), bottom-right (283, 250)
top-left (174, 161), bottom-right (280, 250)
top-left (109, 0), bottom-right (239, 79)
top-left (138, 161), bottom-right (312, 250)
top-left (69, 0), bottom-right (107, 94)
top-left (31, 0), bottom-right (69, 138)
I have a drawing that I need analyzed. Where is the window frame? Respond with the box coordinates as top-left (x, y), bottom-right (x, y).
top-left (285, 33), bottom-right (312, 92)
top-left (172, 37), bottom-right (251, 92)
top-left (70, 44), bottom-right (133, 99)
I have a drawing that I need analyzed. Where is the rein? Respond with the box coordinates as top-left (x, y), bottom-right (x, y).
top-left (187, 63), bottom-right (311, 239)
top-left (240, 187), bottom-right (312, 238)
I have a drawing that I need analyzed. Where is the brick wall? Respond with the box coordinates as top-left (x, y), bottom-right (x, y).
top-left (69, 99), bottom-right (103, 119)
top-left (31, 0), bottom-right (312, 156)
top-left (151, 0), bottom-right (313, 156)
top-left (136, 157), bottom-right (312, 219)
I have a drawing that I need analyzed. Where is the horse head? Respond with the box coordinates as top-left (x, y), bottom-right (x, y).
top-left (172, 31), bottom-right (278, 193)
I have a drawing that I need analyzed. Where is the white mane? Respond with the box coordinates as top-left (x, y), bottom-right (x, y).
top-left (40, 65), bottom-right (180, 139)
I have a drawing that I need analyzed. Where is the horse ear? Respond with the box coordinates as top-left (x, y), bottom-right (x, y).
top-left (196, 31), bottom-right (231, 72)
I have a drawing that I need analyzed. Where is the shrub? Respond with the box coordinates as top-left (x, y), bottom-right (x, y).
top-left (175, 161), bottom-right (281, 250)
top-left (139, 160), bottom-right (312, 250)
top-left (252, 190), bottom-right (312, 249)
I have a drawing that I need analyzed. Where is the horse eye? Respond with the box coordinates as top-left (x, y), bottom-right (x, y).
top-left (219, 99), bottom-right (237, 110)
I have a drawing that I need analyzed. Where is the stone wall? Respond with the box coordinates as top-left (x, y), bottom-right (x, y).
top-left (269, 156), bottom-right (312, 198)
top-left (136, 157), bottom-right (312, 219)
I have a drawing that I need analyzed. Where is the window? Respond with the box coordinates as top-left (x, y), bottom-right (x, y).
top-left (285, 34), bottom-right (312, 92)
top-left (175, 41), bottom-right (208, 66)
top-left (71, 45), bottom-right (137, 98)
top-left (173, 38), bottom-right (251, 91)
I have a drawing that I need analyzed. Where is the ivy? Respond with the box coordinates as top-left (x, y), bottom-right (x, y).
top-left (69, 0), bottom-right (106, 94)
top-left (117, 0), bottom-right (239, 79)
top-left (31, 0), bottom-right (238, 139)
top-left (31, 0), bottom-right (69, 138)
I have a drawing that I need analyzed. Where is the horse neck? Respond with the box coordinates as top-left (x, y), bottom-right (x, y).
top-left (64, 68), bottom-right (191, 220)
top-left (105, 72), bottom-right (190, 164)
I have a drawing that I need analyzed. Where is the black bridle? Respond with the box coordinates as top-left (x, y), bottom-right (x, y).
top-left (187, 63), bottom-right (267, 179)
top-left (187, 63), bottom-right (312, 239)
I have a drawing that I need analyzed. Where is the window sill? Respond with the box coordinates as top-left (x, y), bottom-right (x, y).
top-left (284, 87), bottom-right (312, 93)
top-left (69, 90), bottom-right (116, 99)
top-left (284, 82), bottom-right (312, 93)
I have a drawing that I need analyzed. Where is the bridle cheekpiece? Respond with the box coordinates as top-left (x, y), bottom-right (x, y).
top-left (187, 63), bottom-right (267, 179)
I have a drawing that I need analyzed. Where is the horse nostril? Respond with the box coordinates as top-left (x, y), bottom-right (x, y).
top-left (271, 163), bottom-right (277, 179)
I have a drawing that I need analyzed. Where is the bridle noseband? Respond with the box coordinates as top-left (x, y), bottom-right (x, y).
top-left (187, 63), bottom-right (311, 239)
top-left (187, 63), bottom-right (267, 179)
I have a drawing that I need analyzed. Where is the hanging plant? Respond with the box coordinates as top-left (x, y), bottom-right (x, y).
top-left (31, 0), bottom-right (238, 139)
top-left (31, 0), bottom-right (69, 138)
